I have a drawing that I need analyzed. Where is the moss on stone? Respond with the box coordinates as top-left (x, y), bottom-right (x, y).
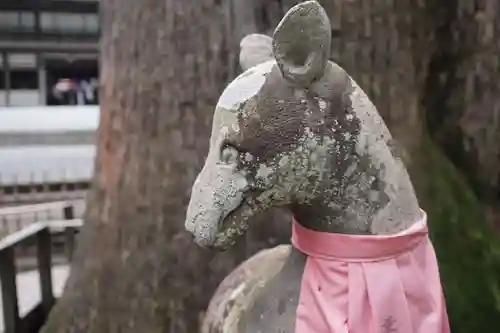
top-left (410, 135), bottom-right (500, 332)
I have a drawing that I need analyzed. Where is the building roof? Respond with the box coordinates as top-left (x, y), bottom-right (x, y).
top-left (0, 145), bottom-right (95, 185)
top-left (0, 106), bottom-right (98, 185)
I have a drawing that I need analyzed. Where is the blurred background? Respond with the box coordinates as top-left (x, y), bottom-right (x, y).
top-left (0, 1), bottom-right (499, 333)
top-left (0, 2), bottom-right (98, 332)
top-left (0, 0), bottom-right (98, 107)
top-left (0, 0), bottom-right (98, 233)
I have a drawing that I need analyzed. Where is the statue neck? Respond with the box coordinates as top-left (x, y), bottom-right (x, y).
top-left (289, 172), bottom-right (422, 235)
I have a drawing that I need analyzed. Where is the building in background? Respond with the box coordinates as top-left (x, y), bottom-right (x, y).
top-left (0, 0), bottom-right (99, 107)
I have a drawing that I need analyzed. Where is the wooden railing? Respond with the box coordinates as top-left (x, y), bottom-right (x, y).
top-left (0, 209), bottom-right (82, 333)
top-left (0, 182), bottom-right (90, 206)
top-left (0, 201), bottom-right (85, 237)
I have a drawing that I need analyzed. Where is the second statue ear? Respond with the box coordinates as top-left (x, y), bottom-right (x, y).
top-left (272, 1), bottom-right (331, 88)
top-left (239, 34), bottom-right (274, 71)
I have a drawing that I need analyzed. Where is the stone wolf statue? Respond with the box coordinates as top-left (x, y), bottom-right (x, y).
top-left (185, 1), bottom-right (450, 332)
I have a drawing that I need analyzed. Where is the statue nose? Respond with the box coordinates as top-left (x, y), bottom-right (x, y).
top-left (194, 222), bottom-right (217, 247)
top-left (185, 210), bottom-right (219, 247)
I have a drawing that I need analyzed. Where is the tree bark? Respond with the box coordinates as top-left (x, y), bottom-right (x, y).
top-left (41, 1), bottom-right (255, 332)
top-left (425, 0), bottom-right (500, 202)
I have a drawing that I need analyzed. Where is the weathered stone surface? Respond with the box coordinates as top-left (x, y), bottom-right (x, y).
top-left (191, 1), bottom-right (500, 332)
top-left (185, 2), bottom-right (427, 332)
top-left (186, 0), bottom-right (420, 249)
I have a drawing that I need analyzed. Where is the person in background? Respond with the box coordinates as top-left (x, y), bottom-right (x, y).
top-left (90, 78), bottom-right (99, 105)
top-left (53, 78), bottom-right (77, 105)
top-left (78, 80), bottom-right (95, 105)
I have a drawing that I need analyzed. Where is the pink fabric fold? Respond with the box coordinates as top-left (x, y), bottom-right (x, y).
top-left (291, 210), bottom-right (450, 333)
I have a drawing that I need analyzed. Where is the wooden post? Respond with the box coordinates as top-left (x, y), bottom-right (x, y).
top-left (63, 204), bottom-right (76, 261)
top-left (2, 51), bottom-right (10, 106)
top-left (37, 55), bottom-right (47, 105)
top-left (16, 211), bottom-right (22, 232)
top-left (63, 204), bottom-right (75, 220)
top-left (36, 228), bottom-right (54, 316)
top-left (11, 175), bottom-right (18, 205)
top-left (0, 247), bottom-right (19, 333)
top-left (64, 227), bottom-right (76, 262)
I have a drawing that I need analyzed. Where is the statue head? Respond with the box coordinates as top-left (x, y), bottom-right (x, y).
top-left (185, 1), bottom-right (419, 249)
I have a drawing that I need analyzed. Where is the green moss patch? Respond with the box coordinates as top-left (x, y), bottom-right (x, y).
top-left (411, 136), bottom-right (500, 332)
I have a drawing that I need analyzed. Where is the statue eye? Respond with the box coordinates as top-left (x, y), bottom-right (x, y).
top-left (220, 145), bottom-right (239, 164)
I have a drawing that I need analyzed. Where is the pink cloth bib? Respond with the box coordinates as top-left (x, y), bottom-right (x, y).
top-left (291, 211), bottom-right (450, 333)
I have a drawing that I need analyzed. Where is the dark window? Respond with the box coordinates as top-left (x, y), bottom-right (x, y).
top-left (10, 70), bottom-right (38, 90)
top-left (0, 12), bottom-right (18, 29)
top-left (40, 12), bottom-right (98, 34)
top-left (83, 14), bottom-right (99, 33)
top-left (0, 71), bottom-right (5, 89)
top-left (40, 12), bottom-right (59, 32)
top-left (19, 12), bottom-right (35, 31)
top-left (0, 11), bottom-right (35, 32)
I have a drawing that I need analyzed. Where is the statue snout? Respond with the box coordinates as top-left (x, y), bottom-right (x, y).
top-left (185, 164), bottom-right (248, 248)
top-left (185, 210), bottom-right (220, 247)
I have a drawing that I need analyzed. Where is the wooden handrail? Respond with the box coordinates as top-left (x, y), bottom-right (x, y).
top-left (0, 222), bottom-right (47, 253)
top-left (0, 179), bottom-right (91, 188)
top-left (0, 201), bottom-right (76, 217)
top-left (0, 219), bottom-right (82, 333)
top-left (0, 201), bottom-right (78, 238)
top-left (0, 219), bottom-right (83, 252)
top-left (49, 219), bottom-right (84, 231)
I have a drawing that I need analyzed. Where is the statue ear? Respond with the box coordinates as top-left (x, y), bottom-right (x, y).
top-left (239, 34), bottom-right (274, 71)
top-left (272, 1), bottom-right (331, 87)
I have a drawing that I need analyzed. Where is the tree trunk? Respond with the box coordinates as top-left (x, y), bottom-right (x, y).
top-left (425, 0), bottom-right (500, 202)
top-left (41, 1), bottom-right (500, 333)
top-left (41, 1), bottom-right (261, 332)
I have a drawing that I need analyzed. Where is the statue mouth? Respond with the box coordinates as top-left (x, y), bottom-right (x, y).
top-left (188, 196), bottom-right (248, 249)
top-left (211, 199), bottom-right (251, 249)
